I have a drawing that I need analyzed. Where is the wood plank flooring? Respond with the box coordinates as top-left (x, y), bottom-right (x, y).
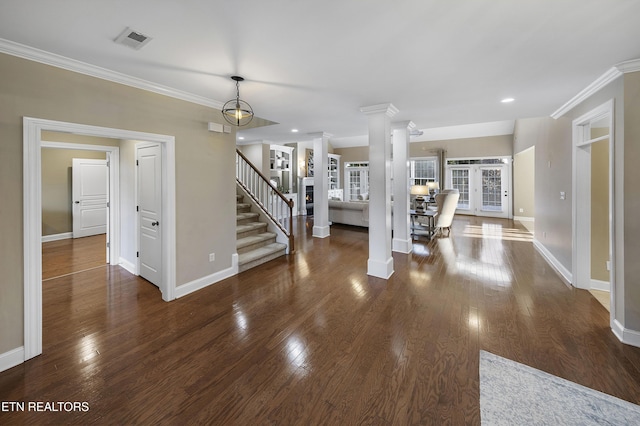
top-left (2, 217), bottom-right (640, 424)
top-left (42, 234), bottom-right (107, 280)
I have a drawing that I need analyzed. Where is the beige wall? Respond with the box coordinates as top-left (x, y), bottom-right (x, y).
top-left (410, 134), bottom-right (513, 158)
top-left (514, 116), bottom-right (573, 269)
top-left (238, 142), bottom-right (270, 175)
top-left (513, 146), bottom-right (535, 219)
top-left (41, 147), bottom-right (106, 235)
top-left (623, 71), bottom-right (640, 328)
top-left (591, 139), bottom-right (609, 282)
top-left (0, 52), bottom-right (237, 354)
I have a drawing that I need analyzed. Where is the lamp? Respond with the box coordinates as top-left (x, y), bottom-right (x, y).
top-left (427, 181), bottom-right (440, 197)
top-left (411, 185), bottom-right (429, 211)
top-left (222, 76), bottom-right (254, 126)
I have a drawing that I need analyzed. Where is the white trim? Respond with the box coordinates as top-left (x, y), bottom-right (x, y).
top-left (591, 279), bottom-right (610, 292)
top-left (551, 67), bottom-right (622, 119)
top-left (119, 257), bottom-right (136, 275)
top-left (23, 117), bottom-right (177, 362)
top-left (0, 38), bottom-right (224, 110)
top-left (533, 239), bottom-right (572, 285)
top-left (42, 232), bottom-right (72, 243)
top-left (615, 58), bottom-right (640, 74)
top-left (0, 347), bottom-right (25, 373)
top-left (175, 254), bottom-right (238, 298)
top-left (571, 100), bottom-right (616, 324)
top-left (513, 216), bottom-right (534, 222)
top-left (367, 257), bottom-right (394, 280)
top-left (612, 320), bottom-right (640, 348)
top-left (312, 225), bottom-right (331, 238)
top-left (392, 238), bottom-right (413, 254)
top-left (551, 58), bottom-right (640, 119)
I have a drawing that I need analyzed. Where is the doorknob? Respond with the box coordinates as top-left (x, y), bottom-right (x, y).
top-left (151, 221), bottom-right (159, 226)
top-left (74, 201), bottom-right (80, 204)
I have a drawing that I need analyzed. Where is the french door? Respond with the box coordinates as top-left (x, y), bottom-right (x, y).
top-left (446, 158), bottom-right (512, 218)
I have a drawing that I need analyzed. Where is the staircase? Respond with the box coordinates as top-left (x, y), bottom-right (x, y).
top-left (236, 193), bottom-right (287, 272)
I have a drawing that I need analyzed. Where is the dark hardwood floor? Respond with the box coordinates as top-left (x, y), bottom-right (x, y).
top-left (2, 217), bottom-right (640, 424)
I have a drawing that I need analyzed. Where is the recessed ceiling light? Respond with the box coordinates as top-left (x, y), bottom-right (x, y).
top-left (291, 129), bottom-right (299, 133)
top-left (501, 98), bottom-right (515, 103)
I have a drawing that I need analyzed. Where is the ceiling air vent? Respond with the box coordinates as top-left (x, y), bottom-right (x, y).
top-left (114, 27), bottom-right (152, 50)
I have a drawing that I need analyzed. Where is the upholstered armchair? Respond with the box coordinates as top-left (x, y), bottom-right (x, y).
top-left (433, 189), bottom-right (460, 236)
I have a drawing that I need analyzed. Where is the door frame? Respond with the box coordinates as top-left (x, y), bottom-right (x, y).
top-left (23, 117), bottom-right (176, 361)
top-left (572, 100), bottom-right (615, 325)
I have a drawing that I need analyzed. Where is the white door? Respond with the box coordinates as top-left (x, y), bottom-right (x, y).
top-left (448, 167), bottom-right (472, 214)
top-left (447, 161), bottom-right (511, 219)
top-left (72, 158), bottom-right (108, 238)
top-left (137, 144), bottom-right (162, 287)
top-left (477, 165), bottom-right (509, 218)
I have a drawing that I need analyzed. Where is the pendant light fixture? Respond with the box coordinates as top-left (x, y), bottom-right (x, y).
top-left (222, 76), bottom-right (254, 126)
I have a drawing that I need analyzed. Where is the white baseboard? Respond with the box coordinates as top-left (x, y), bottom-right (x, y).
top-left (42, 232), bottom-right (72, 243)
top-left (119, 257), bottom-right (136, 275)
top-left (513, 216), bottom-right (534, 222)
top-left (175, 254), bottom-right (238, 298)
top-left (392, 238), bottom-right (412, 254)
top-left (612, 319), bottom-right (640, 348)
top-left (0, 346), bottom-right (25, 373)
top-left (591, 279), bottom-right (610, 292)
top-left (533, 239), bottom-right (573, 286)
top-left (312, 225), bottom-right (330, 238)
top-left (367, 257), bottom-right (394, 280)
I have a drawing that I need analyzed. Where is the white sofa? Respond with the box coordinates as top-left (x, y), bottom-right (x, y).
top-left (328, 200), bottom-right (369, 227)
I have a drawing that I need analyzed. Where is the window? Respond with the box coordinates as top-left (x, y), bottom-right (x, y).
top-left (345, 162), bottom-right (369, 201)
top-left (410, 158), bottom-right (437, 186)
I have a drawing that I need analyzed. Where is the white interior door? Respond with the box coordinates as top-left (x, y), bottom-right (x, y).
top-left (72, 158), bottom-right (108, 238)
top-left (137, 144), bottom-right (163, 287)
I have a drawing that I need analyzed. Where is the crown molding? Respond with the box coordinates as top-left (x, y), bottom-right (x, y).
top-left (616, 58), bottom-right (640, 74)
top-left (0, 38), bottom-right (224, 110)
top-left (360, 103), bottom-right (399, 117)
top-left (391, 120), bottom-right (416, 130)
top-left (551, 58), bottom-right (640, 119)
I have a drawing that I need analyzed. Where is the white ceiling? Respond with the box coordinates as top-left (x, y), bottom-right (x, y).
top-left (1, 0), bottom-right (639, 146)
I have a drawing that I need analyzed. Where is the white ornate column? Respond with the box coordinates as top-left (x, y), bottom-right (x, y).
top-left (361, 103), bottom-right (398, 279)
top-left (392, 120), bottom-right (414, 254)
top-left (311, 132), bottom-right (331, 238)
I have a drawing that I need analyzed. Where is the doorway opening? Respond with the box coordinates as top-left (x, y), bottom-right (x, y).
top-left (572, 100), bottom-right (615, 323)
top-left (23, 117), bottom-right (176, 361)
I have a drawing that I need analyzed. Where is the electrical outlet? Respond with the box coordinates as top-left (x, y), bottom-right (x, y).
top-left (606, 261), bottom-right (611, 271)
top-left (519, 208), bottom-right (524, 213)
top-left (209, 253), bottom-right (215, 262)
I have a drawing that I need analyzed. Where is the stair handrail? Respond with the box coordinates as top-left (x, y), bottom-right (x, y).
top-left (236, 149), bottom-right (294, 253)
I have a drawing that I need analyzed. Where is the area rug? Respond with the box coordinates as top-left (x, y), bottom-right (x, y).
top-left (479, 350), bottom-right (640, 425)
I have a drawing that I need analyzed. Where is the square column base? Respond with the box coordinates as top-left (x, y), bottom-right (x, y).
top-left (367, 257), bottom-right (394, 279)
top-left (313, 225), bottom-right (330, 238)
top-left (392, 238), bottom-right (413, 254)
